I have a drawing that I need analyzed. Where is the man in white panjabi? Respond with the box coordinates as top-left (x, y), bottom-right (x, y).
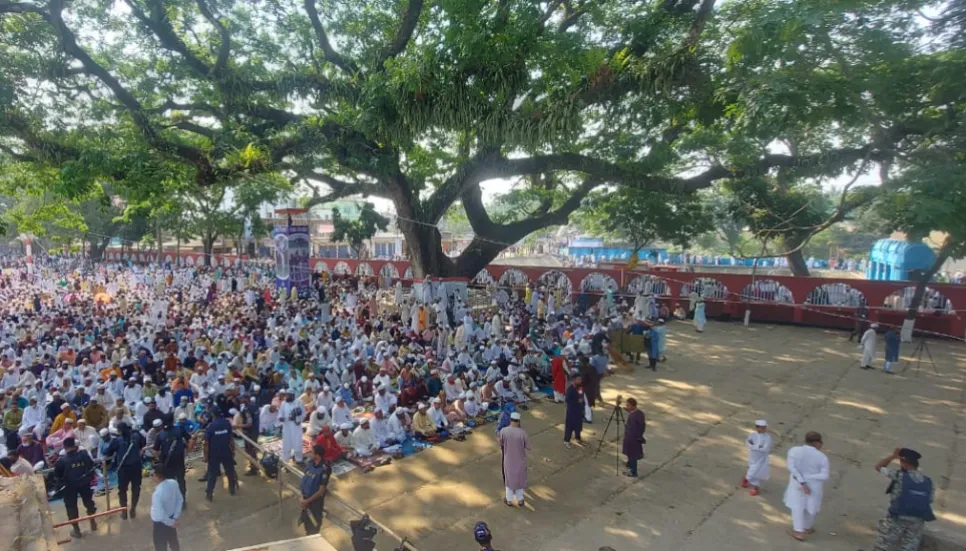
top-left (860, 323), bottom-right (879, 370)
top-left (784, 431), bottom-right (830, 542)
top-left (740, 419), bottom-right (772, 496)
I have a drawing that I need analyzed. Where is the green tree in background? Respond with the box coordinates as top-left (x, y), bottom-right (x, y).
top-left (1, 0), bottom-right (962, 276)
top-left (331, 202), bottom-right (390, 258)
top-left (574, 188), bottom-right (711, 261)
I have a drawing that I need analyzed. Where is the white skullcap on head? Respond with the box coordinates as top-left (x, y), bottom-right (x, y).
top-left (360, 376), bottom-right (368, 382)
top-left (339, 422), bottom-right (352, 430)
top-left (317, 406), bottom-right (326, 413)
top-left (229, 408), bottom-right (239, 415)
top-left (417, 402), bottom-right (427, 409)
top-left (755, 419), bottom-right (767, 427)
top-left (510, 412), bottom-right (521, 421)
top-left (343, 382), bottom-right (350, 388)
top-left (178, 412), bottom-right (188, 420)
top-left (432, 397), bottom-right (441, 404)
top-left (99, 428), bottom-right (110, 437)
top-left (323, 385), bottom-right (330, 391)
top-left (152, 419), bottom-right (163, 427)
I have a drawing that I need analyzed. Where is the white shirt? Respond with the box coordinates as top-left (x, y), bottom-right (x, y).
top-left (151, 479), bottom-right (184, 526)
top-left (373, 392), bottom-right (397, 416)
top-left (784, 444), bottom-right (830, 515)
top-left (331, 404), bottom-right (353, 427)
top-left (428, 406), bottom-right (448, 428)
top-left (259, 405), bottom-right (280, 430)
top-left (351, 426), bottom-right (377, 453)
top-left (387, 414), bottom-right (408, 442)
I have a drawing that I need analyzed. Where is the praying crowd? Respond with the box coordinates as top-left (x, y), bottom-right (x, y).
top-left (0, 257), bottom-right (677, 481)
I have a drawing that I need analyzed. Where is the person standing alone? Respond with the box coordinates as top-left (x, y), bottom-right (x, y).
top-left (784, 431), bottom-right (830, 542)
top-left (564, 372), bottom-right (584, 448)
top-left (622, 397), bottom-right (645, 477)
top-left (740, 420), bottom-right (772, 495)
top-left (151, 464), bottom-right (183, 551)
top-left (499, 411), bottom-right (530, 507)
top-left (299, 444), bottom-right (331, 535)
top-left (54, 437), bottom-right (98, 539)
top-left (871, 447), bottom-right (935, 551)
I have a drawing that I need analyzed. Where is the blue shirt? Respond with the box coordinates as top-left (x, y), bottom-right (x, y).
top-left (150, 479), bottom-right (183, 526)
top-left (205, 418), bottom-right (233, 459)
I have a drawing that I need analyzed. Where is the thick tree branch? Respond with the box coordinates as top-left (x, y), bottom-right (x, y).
top-left (378, 0), bottom-right (423, 66)
top-left (125, 0), bottom-right (212, 76)
top-left (45, 0), bottom-right (216, 182)
top-left (0, 1), bottom-right (46, 17)
top-left (195, 0), bottom-right (231, 76)
top-left (686, 0), bottom-right (716, 46)
top-left (303, 0), bottom-right (359, 74)
top-left (299, 170), bottom-right (388, 208)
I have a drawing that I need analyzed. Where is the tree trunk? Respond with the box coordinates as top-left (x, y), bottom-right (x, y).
top-left (202, 234), bottom-right (216, 267)
top-left (906, 246), bottom-right (951, 320)
top-left (785, 235), bottom-right (811, 277)
top-left (398, 221), bottom-right (457, 278)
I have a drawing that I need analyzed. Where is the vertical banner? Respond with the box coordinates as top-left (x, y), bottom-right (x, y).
top-left (273, 225), bottom-right (311, 298)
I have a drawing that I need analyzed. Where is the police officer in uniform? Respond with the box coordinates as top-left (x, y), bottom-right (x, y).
top-left (204, 408), bottom-right (237, 501)
top-left (872, 447), bottom-right (936, 551)
top-left (54, 437), bottom-right (98, 538)
top-left (103, 422), bottom-right (147, 519)
top-left (299, 444), bottom-right (331, 535)
top-left (155, 414), bottom-right (193, 503)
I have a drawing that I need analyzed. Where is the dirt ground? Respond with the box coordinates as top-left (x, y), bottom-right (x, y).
top-left (55, 320), bottom-right (966, 551)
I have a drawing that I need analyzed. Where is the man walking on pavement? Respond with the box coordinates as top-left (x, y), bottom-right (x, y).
top-left (103, 421), bottom-right (147, 519)
top-left (54, 437), bottom-right (98, 538)
top-left (204, 408), bottom-right (237, 501)
top-left (299, 444), bottom-right (331, 535)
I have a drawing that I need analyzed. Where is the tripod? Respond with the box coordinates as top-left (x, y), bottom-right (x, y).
top-left (901, 337), bottom-right (938, 376)
top-left (594, 397), bottom-right (626, 475)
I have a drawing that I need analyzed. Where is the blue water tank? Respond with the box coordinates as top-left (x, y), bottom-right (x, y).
top-left (866, 239), bottom-right (936, 281)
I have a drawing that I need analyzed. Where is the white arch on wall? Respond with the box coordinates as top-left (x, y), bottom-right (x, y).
top-left (379, 264), bottom-right (400, 279)
top-left (625, 275), bottom-right (671, 296)
top-left (805, 283), bottom-right (867, 307)
top-left (499, 269), bottom-right (529, 287)
top-left (356, 262), bottom-right (374, 276)
top-left (333, 261), bottom-right (351, 275)
top-left (164, 255), bottom-right (173, 264)
top-left (580, 272), bottom-right (619, 293)
top-left (185, 256), bottom-right (196, 266)
top-left (473, 269), bottom-right (495, 286)
top-left (537, 270), bottom-right (573, 296)
top-left (883, 286), bottom-right (954, 314)
top-left (403, 267), bottom-right (414, 279)
top-left (739, 279), bottom-right (794, 303)
top-left (680, 277), bottom-right (730, 300)
top-left (315, 261), bottom-right (330, 273)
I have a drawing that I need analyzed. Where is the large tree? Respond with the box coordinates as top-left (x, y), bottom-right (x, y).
top-left (1, 0), bottom-right (961, 277)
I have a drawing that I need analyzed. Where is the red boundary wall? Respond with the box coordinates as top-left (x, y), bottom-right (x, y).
top-left (106, 252), bottom-right (966, 339)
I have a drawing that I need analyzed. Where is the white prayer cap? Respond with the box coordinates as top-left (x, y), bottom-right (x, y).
top-left (378, 384), bottom-right (387, 391)
top-left (417, 402), bottom-right (427, 409)
top-left (99, 428), bottom-right (109, 437)
top-left (129, 376), bottom-right (138, 381)
top-left (343, 382), bottom-right (350, 389)
top-left (64, 417), bottom-right (74, 424)
top-left (870, 323), bottom-right (880, 328)
top-left (360, 376), bottom-right (368, 383)
top-left (339, 422), bottom-right (352, 430)
top-left (755, 419), bottom-right (767, 427)
top-left (180, 395), bottom-right (189, 402)
top-left (178, 412), bottom-right (188, 420)
top-left (143, 396), bottom-right (154, 403)
top-left (322, 385), bottom-right (330, 391)
top-left (152, 419), bottom-right (163, 427)
top-left (60, 402), bottom-right (70, 409)
top-left (253, 384), bottom-right (261, 391)
top-left (317, 406), bottom-right (326, 414)
top-left (77, 418), bottom-right (87, 424)
top-left (89, 397), bottom-right (98, 403)
top-left (510, 412), bottom-right (521, 421)
top-left (229, 408), bottom-right (239, 415)
top-left (432, 397), bottom-right (441, 404)
top-left (143, 376), bottom-right (151, 382)
top-left (336, 395), bottom-right (345, 402)
top-left (395, 408), bottom-right (407, 415)
top-left (360, 418), bottom-right (370, 425)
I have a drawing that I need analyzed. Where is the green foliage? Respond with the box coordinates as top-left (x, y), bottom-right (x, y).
top-left (575, 187), bottom-right (712, 251)
top-left (0, 0), bottom-right (962, 274)
top-left (331, 202), bottom-right (390, 255)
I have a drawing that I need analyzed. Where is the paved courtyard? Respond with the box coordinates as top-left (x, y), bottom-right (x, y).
top-left (59, 320), bottom-right (966, 550)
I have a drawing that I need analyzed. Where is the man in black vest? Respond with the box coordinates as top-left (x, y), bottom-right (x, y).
top-left (155, 414), bottom-right (193, 504)
top-left (103, 422), bottom-right (146, 519)
top-left (54, 437), bottom-right (98, 538)
top-left (872, 447), bottom-right (936, 551)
